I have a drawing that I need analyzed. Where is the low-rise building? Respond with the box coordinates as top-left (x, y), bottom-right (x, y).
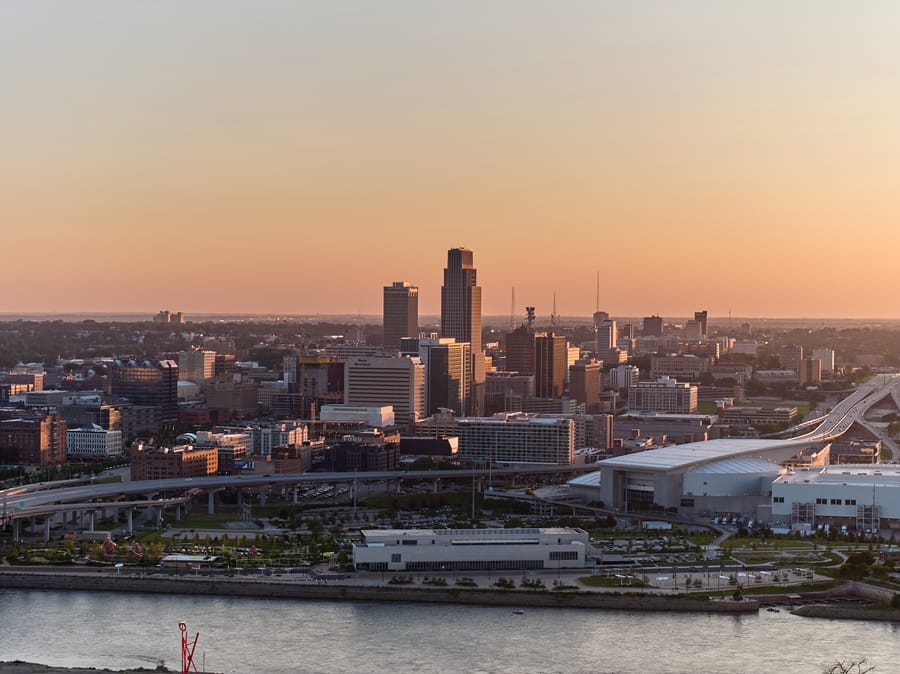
top-left (67, 426), bottom-right (123, 460)
top-left (772, 464), bottom-right (900, 531)
top-left (720, 407), bottom-right (797, 427)
top-left (352, 527), bottom-right (589, 572)
top-left (130, 443), bottom-right (218, 480)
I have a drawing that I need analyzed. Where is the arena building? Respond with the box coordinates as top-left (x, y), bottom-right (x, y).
top-left (568, 438), bottom-right (823, 521)
top-left (771, 464), bottom-right (900, 533)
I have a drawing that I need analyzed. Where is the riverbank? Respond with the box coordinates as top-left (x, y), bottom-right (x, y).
top-left (0, 570), bottom-right (757, 613)
top-left (792, 604), bottom-right (900, 622)
top-left (0, 664), bottom-right (219, 674)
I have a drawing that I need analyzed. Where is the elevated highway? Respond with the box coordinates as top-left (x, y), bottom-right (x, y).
top-left (0, 464), bottom-right (597, 533)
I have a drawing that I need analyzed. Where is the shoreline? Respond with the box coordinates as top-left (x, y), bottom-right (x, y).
top-left (0, 664), bottom-right (219, 674)
top-left (0, 570), bottom-right (757, 613)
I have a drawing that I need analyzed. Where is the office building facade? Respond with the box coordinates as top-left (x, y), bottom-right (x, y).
top-left (534, 332), bottom-right (567, 399)
top-left (627, 377), bottom-right (698, 414)
top-left (345, 355), bottom-right (425, 428)
top-left (457, 412), bottom-right (574, 465)
top-left (383, 281), bottom-right (419, 353)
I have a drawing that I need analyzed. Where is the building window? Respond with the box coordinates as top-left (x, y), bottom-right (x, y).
top-left (845, 499), bottom-right (857, 505)
top-left (549, 551), bottom-right (578, 561)
top-left (680, 498), bottom-right (695, 507)
top-left (830, 499), bottom-right (841, 505)
top-left (773, 497), bottom-right (784, 503)
top-left (816, 498), bottom-right (827, 505)
top-left (391, 554), bottom-right (401, 563)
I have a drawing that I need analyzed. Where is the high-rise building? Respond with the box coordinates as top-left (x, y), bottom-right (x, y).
top-left (109, 359), bottom-right (179, 430)
top-left (426, 341), bottom-right (472, 417)
top-left (812, 347), bottom-right (836, 374)
top-left (596, 320), bottom-right (626, 364)
top-left (596, 319), bottom-right (616, 352)
top-left (780, 344), bottom-right (804, 371)
top-left (405, 337), bottom-right (473, 416)
top-left (694, 311), bottom-right (709, 339)
top-left (456, 412), bottom-right (574, 465)
top-left (799, 357), bottom-right (822, 386)
top-left (569, 358), bottom-right (601, 413)
top-left (534, 332), bottom-right (567, 399)
top-left (441, 248), bottom-right (481, 351)
top-left (643, 315), bottom-right (664, 337)
top-left (383, 281), bottom-right (419, 353)
top-left (441, 247), bottom-right (485, 413)
top-left (345, 355), bottom-right (425, 428)
top-left (505, 324), bottom-right (535, 375)
top-left (627, 377), bottom-right (698, 414)
top-left (608, 364), bottom-right (640, 392)
top-left (178, 350), bottom-right (216, 383)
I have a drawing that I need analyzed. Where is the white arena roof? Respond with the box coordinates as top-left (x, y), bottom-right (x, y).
top-left (568, 471), bottom-right (603, 487)
top-left (688, 458), bottom-right (784, 475)
top-left (598, 438), bottom-right (809, 473)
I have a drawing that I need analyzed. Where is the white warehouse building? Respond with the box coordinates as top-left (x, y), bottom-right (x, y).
top-left (771, 464), bottom-right (900, 532)
top-left (352, 527), bottom-right (589, 572)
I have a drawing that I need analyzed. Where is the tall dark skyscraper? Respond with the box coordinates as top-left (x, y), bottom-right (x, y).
top-left (534, 332), bottom-right (567, 398)
top-left (693, 310), bottom-right (708, 339)
top-left (383, 281), bottom-right (419, 352)
top-left (441, 248), bottom-right (482, 352)
top-left (109, 359), bottom-right (179, 430)
top-left (441, 247), bottom-right (485, 413)
top-left (643, 315), bottom-right (664, 337)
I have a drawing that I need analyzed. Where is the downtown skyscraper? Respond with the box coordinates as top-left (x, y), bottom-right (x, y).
top-left (440, 247), bottom-right (485, 413)
top-left (383, 281), bottom-right (419, 353)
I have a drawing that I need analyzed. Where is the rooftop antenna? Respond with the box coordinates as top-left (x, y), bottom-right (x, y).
top-left (596, 271), bottom-right (600, 313)
top-left (551, 292), bottom-right (559, 329)
top-left (510, 287), bottom-right (516, 331)
top-left (525, 306), bottom-right (536, 331)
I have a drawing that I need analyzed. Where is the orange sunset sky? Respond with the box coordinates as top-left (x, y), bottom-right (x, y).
top-left (1, 2), bottom-right (899, 319)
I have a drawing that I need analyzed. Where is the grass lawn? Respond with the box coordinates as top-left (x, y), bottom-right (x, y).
top-left (94, 476), bottom-right (123, 484)
top-left (725, 537), bottom-right (816, 550)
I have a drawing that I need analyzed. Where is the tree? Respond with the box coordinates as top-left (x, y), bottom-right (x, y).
top-left (823, 659), bottom-right (875, 674)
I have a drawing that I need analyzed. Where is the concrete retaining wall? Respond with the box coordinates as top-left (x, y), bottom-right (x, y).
top-left (0, 571), bottom-right (757, 613)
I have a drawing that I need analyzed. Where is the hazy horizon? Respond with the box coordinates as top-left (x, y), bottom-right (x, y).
top-left (4, 2), bottom-right (900, 318)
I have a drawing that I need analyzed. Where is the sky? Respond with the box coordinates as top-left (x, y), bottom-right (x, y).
top-left (2, 1), bottom-right (899, 319)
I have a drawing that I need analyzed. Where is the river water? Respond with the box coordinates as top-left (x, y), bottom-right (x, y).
top-left (1, 590), bottom-right (899, 673)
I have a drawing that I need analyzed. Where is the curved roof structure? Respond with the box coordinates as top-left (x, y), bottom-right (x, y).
top-left (568, 471), bottom-right (603, 487)
top-left (687, 457), bottom-right (783, 476)
top-left (597, 438), bottom-right (810, 473)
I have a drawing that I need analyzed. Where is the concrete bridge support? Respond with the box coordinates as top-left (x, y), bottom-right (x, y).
top-left (293, 487), bottom-right (299, 505)
top-left (127, 510), bottom-right (133, 536)
top-left (44, 518), bottom-right (51, 544)
top-left (13, 518), bottom-right (20, 543)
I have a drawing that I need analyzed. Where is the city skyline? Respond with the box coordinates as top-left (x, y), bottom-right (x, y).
top-left (4, 3), bottom-right (900, 318)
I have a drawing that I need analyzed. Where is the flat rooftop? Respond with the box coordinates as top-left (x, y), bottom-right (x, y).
top-left (598, 438), bottom-right (809, 473)
top-left (776, 464), bottom-right (900, 488)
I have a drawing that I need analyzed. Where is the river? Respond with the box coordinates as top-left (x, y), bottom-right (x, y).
top-left (1, 590), bottom-right (898, 673)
